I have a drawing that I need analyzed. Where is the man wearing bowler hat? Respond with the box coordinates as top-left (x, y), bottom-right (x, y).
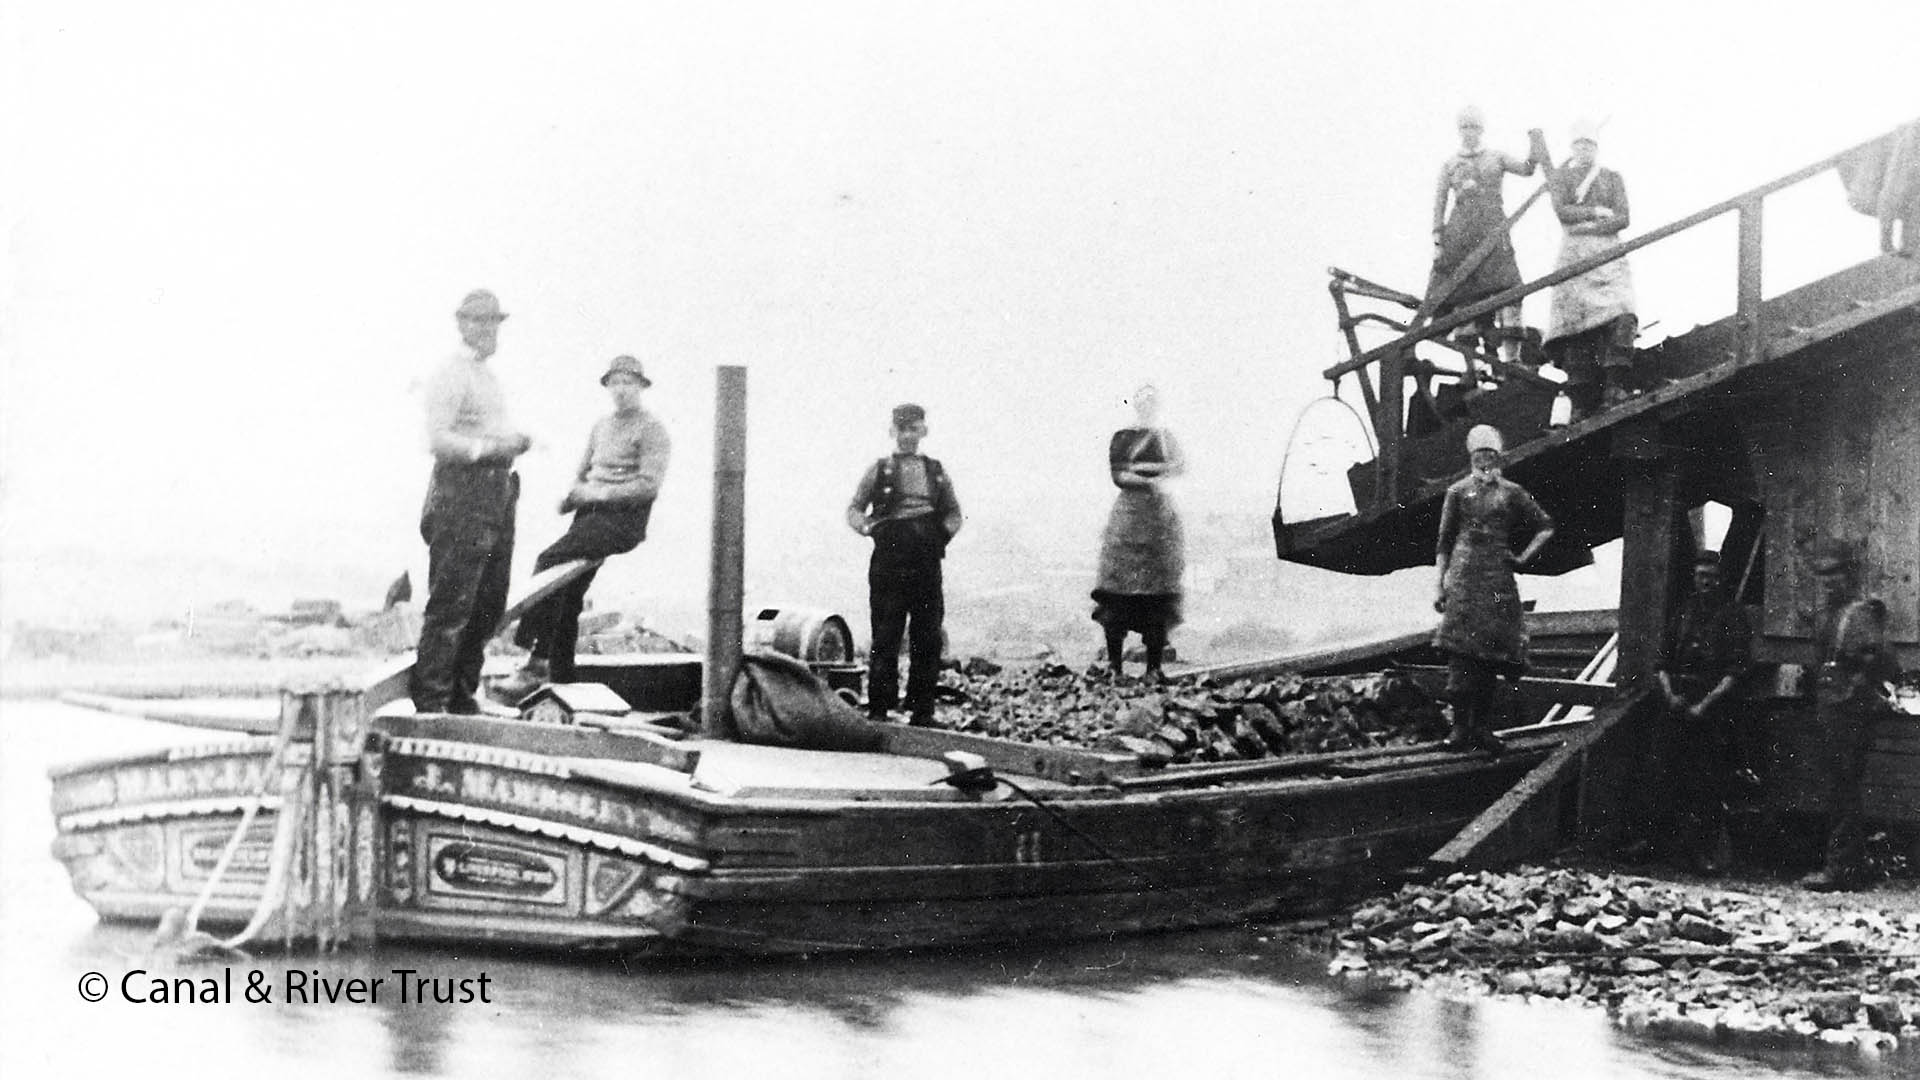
top-left (1799, 538), bottom-right (1898, 891)
top-left (495, 354), bottom-right (671, 701)
top-left (412, 289), bottom-right (533, 714)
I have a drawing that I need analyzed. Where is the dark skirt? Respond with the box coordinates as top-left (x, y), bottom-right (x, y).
top-left (1091, 590), bottom-right (1182, 634)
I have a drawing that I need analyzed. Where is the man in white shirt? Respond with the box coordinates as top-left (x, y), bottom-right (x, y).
top-left (410, 289), bottom-right (532, 714)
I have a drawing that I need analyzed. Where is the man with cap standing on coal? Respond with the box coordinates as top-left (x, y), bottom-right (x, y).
top-left (411, 289), bottom-right (533, 714)
top-left (1639, 549), bottom-right (1755, 873)
top-left (494, 355), bottom-right (671, 701)
top-left (847, 403), bottom-right (963, 726)
top-left (1800, 538), bottom-right (1898, 891)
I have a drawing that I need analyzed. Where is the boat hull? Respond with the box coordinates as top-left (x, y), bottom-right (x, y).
top-left (49, 720), bottom-right (1557, 956)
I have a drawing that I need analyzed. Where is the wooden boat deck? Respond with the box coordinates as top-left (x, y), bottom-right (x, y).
top-left (571, 738), bottom-right (1072, 802)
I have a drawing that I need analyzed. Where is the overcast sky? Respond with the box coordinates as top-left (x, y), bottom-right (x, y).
top-left (3, 1), bottom-right (1915, 624)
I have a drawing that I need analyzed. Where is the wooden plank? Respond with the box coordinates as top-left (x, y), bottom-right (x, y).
top-left (872, 725), bottom-right (1145, 787)
top-left (1401, 668), bottom-right (1617, 709)
top-left (57, 691), bottom-right (278, 734)
top-left (349, 559), bottom-right (605, 713)
top-left (1427, 691), bottom-right (1651, 871)
top-left (374, 712), bottom-right (699, 774)
top-left (1183, 626), bottom-right (1436, 683)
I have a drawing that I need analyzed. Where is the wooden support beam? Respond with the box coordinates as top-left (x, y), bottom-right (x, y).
top-left (704, 366), bottom-right (748, 736)
top-left (1427, 690), bottom-right (1650, 872)
top-left (1616, 439), bottom-right (1684, 689)
top-left (1737, 197), bottom-right (1765, 364)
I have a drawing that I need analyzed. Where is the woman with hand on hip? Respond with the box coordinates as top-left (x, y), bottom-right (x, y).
top-left (1433, 425), bottom-right (1555, 754)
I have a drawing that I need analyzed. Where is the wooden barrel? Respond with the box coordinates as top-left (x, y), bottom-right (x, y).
top-left (745, 607), bottom-right (855, 664)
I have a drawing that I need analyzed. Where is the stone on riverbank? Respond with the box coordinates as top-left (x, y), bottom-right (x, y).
top-left (1317, 867), bottom-right (1920, 1056)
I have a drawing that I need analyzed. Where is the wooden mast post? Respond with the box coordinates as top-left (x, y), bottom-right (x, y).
top-left (702, 365), bottom-right (748, 735)
top-left (273, 683), bottom-right (375, 949)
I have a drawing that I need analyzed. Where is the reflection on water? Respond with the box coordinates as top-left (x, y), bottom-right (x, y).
top-left (1, 704), bottom-right (1906, 1079)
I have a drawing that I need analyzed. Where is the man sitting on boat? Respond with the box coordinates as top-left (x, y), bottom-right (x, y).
top-left (494, 355), bottom-right (671, 702)
top-left (411, 289), bottom-right (533, 715)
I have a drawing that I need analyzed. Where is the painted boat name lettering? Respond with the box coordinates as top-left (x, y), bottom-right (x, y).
top-left (408, 763), bottom-right (654, 834)
top-left (54, 759), bottom-right (271, 815)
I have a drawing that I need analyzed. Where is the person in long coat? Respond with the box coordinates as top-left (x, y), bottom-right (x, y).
top-left (1433, 425), bottom-right (1556, 753)
top-left (1092, 385), bottom-right (1185, 683)
top-left (1429, 106), bottom-right (1541, 371)
top-left (1538, 119), bottom-right (1638, 417)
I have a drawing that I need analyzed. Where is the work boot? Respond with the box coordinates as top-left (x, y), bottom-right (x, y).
top-left (908, 708), bottom-right (938, 728)
top-left (489, 659), bottom-right (550, 707)
top-left (1797, 868), bottom-right (1861, 892)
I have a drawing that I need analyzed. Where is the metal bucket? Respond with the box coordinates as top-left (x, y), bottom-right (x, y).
top-left (744, 606), bottom-right (855, 664)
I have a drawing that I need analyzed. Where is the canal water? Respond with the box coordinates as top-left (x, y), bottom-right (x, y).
top-left (0, 702), bottom-right (1907, 1079)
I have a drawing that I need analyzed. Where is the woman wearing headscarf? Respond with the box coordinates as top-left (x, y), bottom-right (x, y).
top-left (1538, 119), bottom-right (1637, 418)
top-left (1429, 106), bottom-right (1541, 370)
top-left (1433, 425), bottom-right (1556, 753)
top-left (1092, 384), bottom-right (1186, 684)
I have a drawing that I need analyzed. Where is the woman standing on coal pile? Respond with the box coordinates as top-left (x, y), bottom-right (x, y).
top-left (1092, 384), bottom-right (1185, 685)
top-left (1433, 425), bottom-right (1555, 754)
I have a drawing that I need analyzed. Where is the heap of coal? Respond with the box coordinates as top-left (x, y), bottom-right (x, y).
top-left (939, 661), bottom-right (1448, 763)
top-left (1325, 868), bottom-right (1920, 1051)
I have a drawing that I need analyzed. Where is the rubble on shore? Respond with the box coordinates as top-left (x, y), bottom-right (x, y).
top-left (1318, 866), bottom-right (1920, 1058)
top-left (935, 661), bottom-right (1449, 764)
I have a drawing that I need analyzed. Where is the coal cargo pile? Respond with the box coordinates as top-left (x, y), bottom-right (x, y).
top-left (1325, 868), bottom-right (1920, 1053)
top-left (941, 663), bottom-right (1448, 763)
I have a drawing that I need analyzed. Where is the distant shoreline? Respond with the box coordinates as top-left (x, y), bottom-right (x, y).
top-left (0, 655), bottom-right (388, 702)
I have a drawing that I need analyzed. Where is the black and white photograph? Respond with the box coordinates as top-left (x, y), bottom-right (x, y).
top-left (3, 2), bottom-right (1919, 1077)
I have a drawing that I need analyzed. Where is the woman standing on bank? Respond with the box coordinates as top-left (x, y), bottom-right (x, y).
top-left (1433, 425), bottom-right (1556, 754)
top-left (1093, 384), bottom-right (1186, 684)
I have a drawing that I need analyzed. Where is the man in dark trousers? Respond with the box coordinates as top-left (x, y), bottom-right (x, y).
top-left (495, 355), bottom-right (671, 701)
top-left (411, 289), bottom-right (532, 714)
top-left (1649, 550), bottom-right (1754, 873)
top-left (847, 403), bottom-right (963, 725)
top-left (1800, 538), bottom-right (1898, 891)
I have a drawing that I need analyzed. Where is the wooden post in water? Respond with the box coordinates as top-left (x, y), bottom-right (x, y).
top-left (274, 683), bottom-right (374, 949)
top-left (703, 366), bottom-right (748, 735)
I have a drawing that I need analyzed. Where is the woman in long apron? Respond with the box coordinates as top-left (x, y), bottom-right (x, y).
top-left (1434, 425), bottom-right (1556, 754)
top-left (1092, 384), bottom-right (1186, 684)
top-left (1541, 119), bottom-right (1637, 418)
top-left (1429, 106), bottom-right (1541, 372)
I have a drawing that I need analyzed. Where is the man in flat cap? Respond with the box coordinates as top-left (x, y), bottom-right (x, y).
top-left (496, 355), bottom-right (671, 700)
top-left (1800, 538), bottom-right (1898, 890)
top-left (1638, 549), bottom-right (1754, 873)
top-left (847, 403), bottom-right (963, 726)
top-left (411, 289), bottom-right (533, 714)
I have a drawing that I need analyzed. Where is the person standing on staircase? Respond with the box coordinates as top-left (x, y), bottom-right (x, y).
top-left (1536, 119), bottom-right (1638, 419)
top-left (1799, 538), bottom-right (1898, 891)
top-left (411, 289), bottom-right (533, 715)
top-left (1429, 106), bottom-right (1541, 375)
top-left (1433, 425), bottom-right (1556, 755)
